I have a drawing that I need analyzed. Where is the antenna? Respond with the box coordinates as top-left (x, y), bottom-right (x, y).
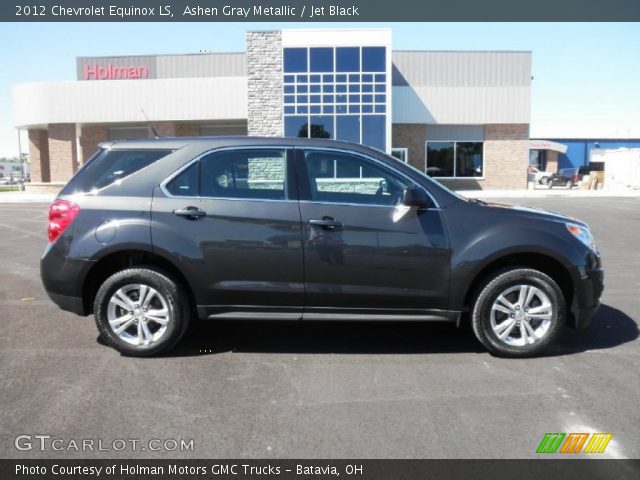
top-left (141, 108), bottom-right (159, 138)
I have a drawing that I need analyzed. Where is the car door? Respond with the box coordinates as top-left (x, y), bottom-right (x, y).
top-left (151, 147), bottom-right (304, 319)
top-left (295, 148), bottom-right (450, 318)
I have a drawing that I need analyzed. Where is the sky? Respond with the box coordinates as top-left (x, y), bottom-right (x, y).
top-left (1, 22), bottom-right (639, 158)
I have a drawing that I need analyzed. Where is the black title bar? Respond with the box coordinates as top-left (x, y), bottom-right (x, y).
top-left (3, 0), bottom-right (640, 22)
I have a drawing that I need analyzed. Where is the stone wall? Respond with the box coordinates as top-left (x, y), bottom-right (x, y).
top-left (246, 31), bottom-right (283, 137)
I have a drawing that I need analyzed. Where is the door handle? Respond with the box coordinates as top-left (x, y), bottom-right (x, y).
top-left (309, 218), bottom-right (343, 230)
top-left (173, 206), bottom-right (206, 220)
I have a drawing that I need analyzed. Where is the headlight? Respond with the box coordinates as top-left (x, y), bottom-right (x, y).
top-left (566, 223), bottom-right (597, 251)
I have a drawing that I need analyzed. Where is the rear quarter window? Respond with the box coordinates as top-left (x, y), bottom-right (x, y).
top-left (61, 149), bottom-right (173, 194)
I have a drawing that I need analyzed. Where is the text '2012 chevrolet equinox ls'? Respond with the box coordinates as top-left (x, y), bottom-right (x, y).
top-left (41, 137), bottom-right (603, 357)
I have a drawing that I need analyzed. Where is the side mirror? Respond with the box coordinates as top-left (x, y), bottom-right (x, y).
top-left (402, 187), bottom-right (432, 209)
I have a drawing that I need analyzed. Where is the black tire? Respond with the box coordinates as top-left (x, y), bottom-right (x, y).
top-left (540, 176), bottom-right (549, 185)
top-left (94, 267), bottom-right (190, 356)
top-left (565, 180), bottom-right (573, 188)
top-left (471, 268), bottom-right (565, 357)
top-left (547, 180), bottom-right (553, 189)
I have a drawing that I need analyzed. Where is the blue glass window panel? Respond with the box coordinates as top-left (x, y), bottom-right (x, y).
top-left (310, 75), bottom-right (321, 83)
top-left (284, 75), bottom-right (295, 83)
top-left (297, 106), bottom-right (308, 114)
top-left (336, 84), bottom-right (347, 93)
top-left (284, 85), bottom-right (294, 94)
top-left (349, 105), bottom-right (360, 114)
top-left (362, 74), bottom-right (373, 82)
top-left (310, 48), bottom-right (334, 72)
top-left (310, 116), bottom-right (334, 139)
top-left (336, 74), bottom-right (347, 83)
top-left (284, 48), bottom-right (307, 73)
top-left (297, 75), bottom-right (308, 83)
top-left (362, 47), bottom-right (386, 72)
top-left (310, 95), bottom-right (321, 103)
top-left (336, 94), bottom-right (347, 104)
top-left (297, 85), bottom-right (308, 94)
top-left (284, 106), bottom-right (295, 115)
top-left (336, 47), bottom-right (360, 72)
top-left (322, 95), bottom-right (334, 103)
top-left (348, 84), bottom-right (360, 93)
top-left (336, 115), bottom-right (360, 143)
top-left (375, 74), bottom-right (386, 82)
top-left (310, 105), bottom-right (321, 114)
top-left (349, 74), bottom-right (360, 83)
top-left (284, 95), bottom-right (295, 104)
top-left (310, 84), bottom-right (321, 93)
top-left (375, 105), bottom-right (386, 113)
top-left (362, 84), bottom-right (373, 93)
top-left (374, 84), bottom-right (386, 93)
top-left (362, 115), bottom-right (386, 151)
top-left (323, 74), bottom-right (334, 82)
top-left (323, 105), bottom-right (334, 114)
top-left (349, 95), bottom-right (360, 103)
top-left (322, 85), bottom-right (334, 93)
top-left (362, 94), bottom-right (373, 103)
top-left (362, 105), bottom-right (373, 113)
top-left (285, 116), bottom-right (308, 138)
top-left (297, 95), bottom-right (308, 104)
top-left (336, 105), bottom-right (348, 114)
top-left (375, 94), bottom-right (386, 103)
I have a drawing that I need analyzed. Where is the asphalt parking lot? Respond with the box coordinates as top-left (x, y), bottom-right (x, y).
top-left (1, 198), bottom-right (638, 459)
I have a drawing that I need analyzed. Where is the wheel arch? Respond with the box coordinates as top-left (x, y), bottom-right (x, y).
top-left (460, 252), bottom-right (576, 327)
top-left (82, 249), bottom-right (196, 316)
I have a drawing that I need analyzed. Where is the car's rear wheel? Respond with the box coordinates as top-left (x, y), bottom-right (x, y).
top-left (94, 268), bottom-right (190, 356)
top-left (565, 180), bottom-right (573, 188)
top-left (471, 268), bottom-right (565, 357)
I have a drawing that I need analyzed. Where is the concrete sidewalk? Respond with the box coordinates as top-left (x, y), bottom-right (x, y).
top-left (1, 188), bottom-right (639, 203)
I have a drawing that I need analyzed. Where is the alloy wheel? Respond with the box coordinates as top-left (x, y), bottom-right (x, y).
top-left (489, 284), bottom-right (553, 347)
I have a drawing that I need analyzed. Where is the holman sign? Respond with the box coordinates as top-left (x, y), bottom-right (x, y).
top-left (83, 64), bottom-right (149, 80)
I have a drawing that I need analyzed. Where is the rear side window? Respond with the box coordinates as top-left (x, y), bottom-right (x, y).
top-left (62, 149), bottom-right (172, 194)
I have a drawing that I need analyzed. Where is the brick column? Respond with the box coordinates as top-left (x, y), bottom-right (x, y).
top-left (246, 30), bottom-right (283, 137)
top-left (80, 125), bottom-right (108, 163)
top-left (546, 151), bottom-right (558, 173)
top-left (48, 124), bottom-right (78, 182)
top-left (483, 124), bottom-right (529, 190)
top-left (28, 129), bottom-right (50, 182)
top-left (392, 124), bottom-right (428, 172)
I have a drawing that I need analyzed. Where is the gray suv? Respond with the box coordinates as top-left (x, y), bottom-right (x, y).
top-left (41, 137), bottom-right (603, 357)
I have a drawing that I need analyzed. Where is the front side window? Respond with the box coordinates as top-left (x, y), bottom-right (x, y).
top-left (304, 150), bottom-right (409, 206)
top-left (426, 142), bottom-right (483, 178)
top-left (200, 149), bottom-right (287, 200)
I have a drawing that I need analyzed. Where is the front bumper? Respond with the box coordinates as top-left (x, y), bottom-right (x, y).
top-left (570, 259), bottom-right (604, 329)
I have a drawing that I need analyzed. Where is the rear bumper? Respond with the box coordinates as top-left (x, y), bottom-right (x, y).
top-left (41, 243), bottom-right (94, 316)
top-left (46, 291), bottom-right (86, 316)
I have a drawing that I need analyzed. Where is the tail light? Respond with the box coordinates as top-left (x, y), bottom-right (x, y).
top-left (48, 199), bottom-right (80, 243)
top-left (573, 174), bottom-right (579, 182)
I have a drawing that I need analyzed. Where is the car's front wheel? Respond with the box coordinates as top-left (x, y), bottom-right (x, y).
top-left (94, 268), bottom-right (190, 356)
top-left (471, 268), bottom-right (565, 357)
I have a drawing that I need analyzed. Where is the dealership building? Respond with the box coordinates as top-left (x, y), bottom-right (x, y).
top-left (13, 28), bottom-right (533, 190)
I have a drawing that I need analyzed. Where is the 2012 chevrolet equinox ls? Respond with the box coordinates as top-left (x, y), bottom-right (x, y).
top-left (41, 137), bottom-right (603, 357)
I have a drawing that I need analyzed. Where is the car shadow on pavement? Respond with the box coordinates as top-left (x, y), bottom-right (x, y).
top-left (548, 303), bottom-right (638, 356)
top-left (168, 320), bottom-right (483, 356)
top-left (162, 303), bottom-right (637, 358)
